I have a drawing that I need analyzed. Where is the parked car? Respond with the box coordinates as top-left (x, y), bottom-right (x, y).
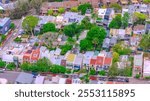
top-left (98, 77), bottom-right (107, 81)
top-left (0, 69), bottom-right (5, 73)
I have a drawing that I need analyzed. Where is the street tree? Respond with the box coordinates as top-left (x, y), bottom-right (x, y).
top-left (7, 63), bottom-right (16, 70)
top-left (0, 60), bottom-right (6, 68)
top-left (58, 7), bottom-right (65, 14)
top-left (22, 15), bottom-right (39, 36)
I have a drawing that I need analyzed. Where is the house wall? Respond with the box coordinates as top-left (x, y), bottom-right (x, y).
top-left (0, 18), bottom-right (11, 34)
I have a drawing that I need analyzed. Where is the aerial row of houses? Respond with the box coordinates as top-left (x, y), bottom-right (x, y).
top-left (14, 72), bottom-right (125, 84)
top-left (40, 0), bottom-right (144, 15)
top-left (0, 44), bottom-right (112, 71)
top-left (34, 12), bottom-right (85, 33)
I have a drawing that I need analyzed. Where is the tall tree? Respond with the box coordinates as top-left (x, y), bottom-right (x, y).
top-left (42, 23), bottom-right (56, 33)
top-left (78, 3), bottom-right (93, 15)
top-left (112, 52), bottom-right (119, 63)
top-left (22, 15), bottom-right (39, 36)
top-left (133, 12), bottom-right (147, 25)
top-left (30, 0), bottom-right (43, 14)
top-left (108, 63), bottom-right (119, 78)
top-left (109, 14), bottom-right (122, 29)
top-left (122, 12), bottom-right (129, 28)
top-left (110, 3), bottom-right (122, 12)
top-left (80, 39), bottom-right (93, 51)
top-left (139, 33), bottom-right (150, 51)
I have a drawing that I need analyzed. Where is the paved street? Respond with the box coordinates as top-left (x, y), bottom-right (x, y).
top-left (1, 18), bottom-right (24, 50)
top-left (0, 71), bottom-right (20, 84)
top-left (129, 78), bottom-right (150, 84)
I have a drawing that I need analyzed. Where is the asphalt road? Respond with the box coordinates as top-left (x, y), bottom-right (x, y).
top-left (0, 71), bottom-right (20, 84)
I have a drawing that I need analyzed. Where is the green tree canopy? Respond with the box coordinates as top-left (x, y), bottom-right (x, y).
top-left (89, 68), bottom-right (96, 75)
top-left (99, 70), bottom-right (106, 76)
top-left (133, 12), bottom-right (147, 25)
top-left (110, 3), bottom-right (122, 12)
top-left (81, 17), bottom-right (93, 30)
top-left (112, 52), bottom-right (119, 63)
top-left (58, 7), bottom-right (65, 14)
top-left (47, 9), bottom-right (53, 15)
top-left (78, 3), bottom-right (93, 15)
top-left (109, 14), bottom-right (122, 29)
top-left (7, 63), bottom-right (16, 70)
top-left (50, 65), bottom-right (66, 74)
top-left (87, 26), bottom-right (106, 46)
top-left (22, 15), bottom-right (39, 36)
top-left (108, 63), bottom-right (119, 78)
top-left (71, 7), bottom-right (78, 12)
top-left (139, 33), bottom-right (150, 51)
top-left (0, 60), bottom-right (6, 68)
top-left (63, 23), bottom-right (83, 37)
top-left (42, 22), bottom-right (56, 33)
top-left (80, 39), bottom-right (93, 51)
top-left (143, 0), bottom-right (150, 4)
top-left (122, 12), bottom-right (129, 28)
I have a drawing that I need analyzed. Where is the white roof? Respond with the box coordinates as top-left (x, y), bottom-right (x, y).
top-left (98, 9), bottom-right (106, 15)
top-left (34, 76), bottom-right (45, 84)
top-left (134, 54), bottom-right (143, 67)
top-left (118, 29), bottom-right (126, 35)
top-left (2, 54), bottom-right (14, 62)
top-left (59, 78), bottom-right (66, 84)
top-left (84, 51), bottom-right (94, 59)
top-left (54, 48), bottom-right (61, 55)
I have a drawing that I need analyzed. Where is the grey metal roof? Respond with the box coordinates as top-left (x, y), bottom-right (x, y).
top-left (110, 37), bottom-right (117, 44)
top-left (102, 38), bottom-right (110, 48)
top-left (15, 72), bottom-right (34, 84)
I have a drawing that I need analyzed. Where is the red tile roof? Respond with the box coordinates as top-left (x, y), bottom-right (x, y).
top-left (66, 78), bottom-right (72, 84)
top-left (90, 58), bottom-right (97, 65)
top-left (89, 76), bottom-right (97, 80)
top-left (96, 56), bottom-right (104, 66)
top-left (104, 57), bottom-right (112, 65)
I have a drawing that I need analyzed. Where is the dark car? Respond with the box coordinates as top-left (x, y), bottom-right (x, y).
top-left (99, 77), bottom-right (107, 81)
top-left (108, 77), bottom-right (117, 81)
